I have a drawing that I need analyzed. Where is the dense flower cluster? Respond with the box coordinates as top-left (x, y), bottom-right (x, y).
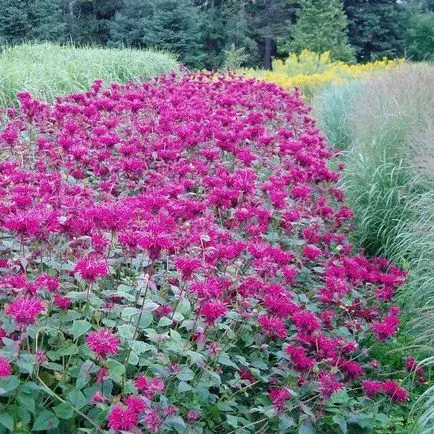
top-left (0, 72), bottom-right (411, 432)
top-left (242, 50), bottom-right (403, 98)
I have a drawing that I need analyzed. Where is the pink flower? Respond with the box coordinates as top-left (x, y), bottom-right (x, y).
top-left (372, 315), bottom-right (399, 340)
top-left (341, 360), bottom-right (364, 379)
top-left (0, 356), bottom-right (12, 377)
top-left (405, 356), bottom-right (417, 372)
top-left (303, 245), bottom-right (322, 261)
top-left (134, 376), bottom-right (165, 399)
top-left (362, 380), bottom-right (382, 398)
top-left (35, 350), bottom-right (47, 364)
top-left (54, 294), bottom-right (71, 310)
top-left (86, 329), bottom-right (119, 358)
top-left (90, 391), bottom-right (106, 404)
top-left (107, 405), bottom-right (138, 432)
top-left (4, 297), bottom-right (44, 327)
top-left (199, 300), bottom-right (227, 325)
top-left (318, 372), bottom-right (343, 399)
top-left (285, 345), bottom-right (315, 372)
top-left (405, 356), bottom-right (425, 381)
top-left (187, 410), bottom-right (201, 423)
top-left (143, 410), bottom-right (161, 433)
top-left (174, 257), bottom-right (201, 280)
top-left (239, 368), bottom-right (255, 383)
top-left (268, 388), bottom-right (291, 412)
top-left (208, 341), bottom-right (220, 356)
top-left (292, 310), bottom-right (321, 333)
top-left (258, 315), bottom-right (287, 339)
top-left (96, 366), bottom-right (109, 384)
top-left (74, 258), bottom-right (108, 282)
top-left (381, 380), bottom-right (408, 402)
top-left (124, 395), bottom-right (146, 414)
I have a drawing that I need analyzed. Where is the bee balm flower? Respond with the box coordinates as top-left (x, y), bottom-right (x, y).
top-left (86, 329), bottom-right (119, 358)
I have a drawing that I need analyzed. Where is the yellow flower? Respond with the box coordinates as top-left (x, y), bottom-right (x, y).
top-left (239, 50), bottom-right (403, 99)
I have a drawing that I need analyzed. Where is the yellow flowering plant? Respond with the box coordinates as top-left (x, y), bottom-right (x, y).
top-left (241, 50), bottom-right (403, 99)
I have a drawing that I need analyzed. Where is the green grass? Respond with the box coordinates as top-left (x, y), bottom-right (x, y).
top-left (314, 63), bottom-right (434, 433)
top-left (0, 42), bottom-right (178, 106)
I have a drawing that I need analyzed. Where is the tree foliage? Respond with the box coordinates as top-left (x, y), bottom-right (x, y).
top-left (289, 0), bottom-right (355, 62)
top-left (344, 0), bottom-right (410, 60)
top-left (405, 12), bottom-right (434, 60)
top-left (0, 0), bottom-right (432, 68)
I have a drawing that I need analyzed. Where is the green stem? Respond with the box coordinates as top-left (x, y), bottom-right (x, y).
top-left (36, 375), bottom-right (104, 433)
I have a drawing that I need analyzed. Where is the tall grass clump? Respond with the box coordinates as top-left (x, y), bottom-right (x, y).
top-left (0, 42), bottom-right (178, 106)
top-left (314, 63), bottom-right (434, 432)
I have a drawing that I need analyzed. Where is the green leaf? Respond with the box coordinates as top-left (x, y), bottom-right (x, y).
top-left (0, 413), bottom-right (13, 431)
top-left (218, 354), bottom-right (238, 369)
top-left (177, 368), bottom-right (194, 382)
top-left (127, 351), bottom-right (139, 365)
top-left (186, 351), bottom-right (204, 365)
top-left (226, 414), bottom-right (239, 428)
top-left (47, 343), bottom-right (79, 360)
top-left (17, 391), bottom-right (36, 413)
top-left (330, 389), bottom-right (350, 405)
top-left (178, 381), bottom-right (192, 393)
top-left (299, 421), bottom-right (316, 434)
top-left (142, 301), bottom-right (159, 312)
top-left (68, 389), bottom-right (87, 410)
top-left (53, 402), bottom-right (74, 420)
top-left (158, 317), bottom-right (173, 327)
top-left (280, 415), bottom-right (295, 430)
top-left (0, 376), bottom-right (20, 395)
top-left (138, 312), bottom-right (153, 328)
top-left (177, 298), bottom-right (191, 315)
top-left (71, 320), bottom-right (92, 340)
top-left (118, 324), bottom-right (136, 340)
top-left (16, 406), bottom-right (30, 425)
top-left (32, 410), bottom-right (59, 431)
top-left (332, 415), bottom-right (347, 434)
top-left (121, 307), bottom-right (140, 321)
top-left (16, 358), bottom-right (34, 374)
top-left (129, 341), bottom-right (152, 355)
top-left (106, 359), bottom-right (125, 384)
top-left (170, 329), bottom-right (182, 342)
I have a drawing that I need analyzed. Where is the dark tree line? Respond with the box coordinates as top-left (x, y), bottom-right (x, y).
top-left (0, 0), bottom-right (433, 68)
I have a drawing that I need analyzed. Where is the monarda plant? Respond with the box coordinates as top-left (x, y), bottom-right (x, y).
top-left (0, 73), bottom-right (413, 433)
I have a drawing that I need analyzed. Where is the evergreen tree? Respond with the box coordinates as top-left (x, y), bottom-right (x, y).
top-left (0, 0), bottom-right (30, 45)
top-left (109, 0), bottom-right (152, 48)
top-left (142, 0), bottom-right (204, 68)
top-left (223, 4), bottom-right (257, 67)
top-left (289, 0), bottom-right (355, 62)
top-left (29, 0), bottom-right (66, 42)
top-left (198, 4), bottom-right (226, 69)
top-left (66, 0), bottom-right (123, 45)
top-left (405, 12), bottom-right (434, 60)
top-left (344, 0), bottom-right (410, 60)
top-left (196, 1), bottom-right (256, 70)
top-left (248, 0), bottom-right (296, 69)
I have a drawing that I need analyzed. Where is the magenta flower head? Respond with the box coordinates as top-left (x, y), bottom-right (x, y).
top-left (134, 375), bottom-right (165, 399)
top-left (318, 372), bottom-right (343, 399)
top-left (86, 329), bottom-right (119, 358)
top-left (174, 256), bottom-right (201, 280)
top-left (74, 258), bottom-right (108, 282)
top-left (0, 356), bottom-right (12, 377)
top-left (362, 380), bottom-right (382, 398)
top-left (4, 297), bottom-right (44, 327)
top-left (199, 300), bottom-right (227, 325)
top-left (269, 388), bottom-right (291, 412)
top-left (107, 404), bottom-right (138, 432)
top-left (381, 380), bottom-right (408, 402)
top-left (187, 410), bottom-right (201, 423)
